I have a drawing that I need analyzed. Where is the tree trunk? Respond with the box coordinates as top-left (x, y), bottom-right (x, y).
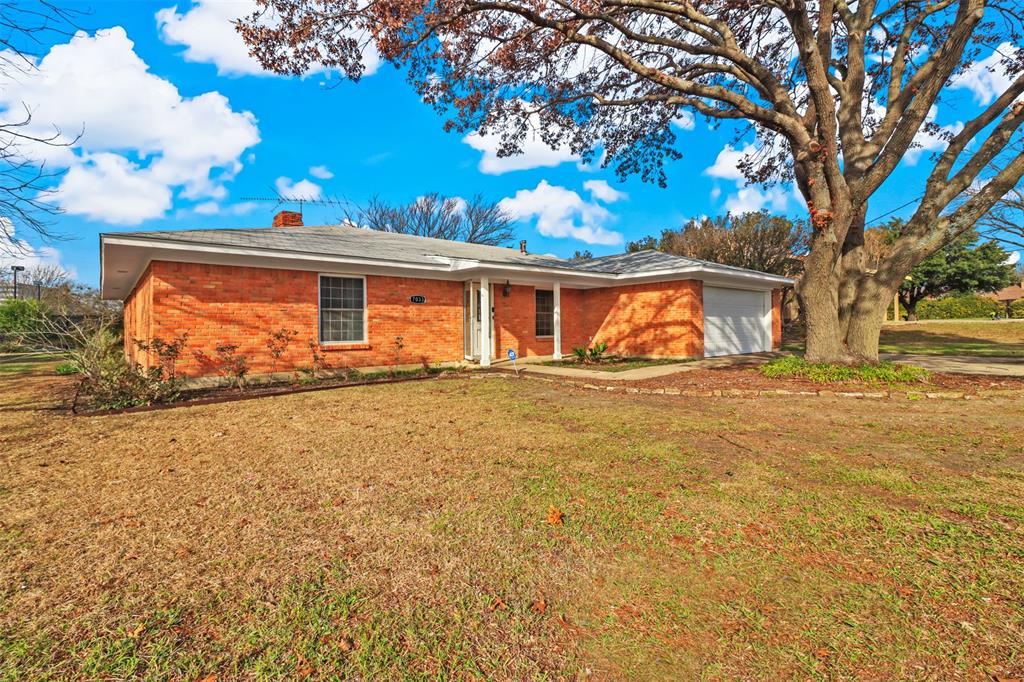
top-left (844, 278), bottom-right (893, 362)
top-left (904, 298), bottom-right (918, 321)
top-left (837, 206), bottom-right (869, 341)
top-left (798, 251), bottom-right (859, 364)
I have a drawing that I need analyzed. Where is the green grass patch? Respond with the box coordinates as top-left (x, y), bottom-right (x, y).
top-left (762, 355), bottom-right (930, 383)
top-left (0, 353), bottom-right (64, 375)
top-left (54, 361), bottom-right (79, 375)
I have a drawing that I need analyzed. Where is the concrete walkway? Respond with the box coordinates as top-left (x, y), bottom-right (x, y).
top-left (882, 353), bottom-right (1024, 377)
top-left (494, 352), bottom-right (784, 381)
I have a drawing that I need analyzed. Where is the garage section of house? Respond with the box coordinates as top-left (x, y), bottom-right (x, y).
top-left (703, 286), bottom-right (774, 357)
top-left (100, 213), bottom-right (791, 377)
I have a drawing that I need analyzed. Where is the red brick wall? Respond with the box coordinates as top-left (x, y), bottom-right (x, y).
top-left (128, 261), bottom-right (463, 377)
top-left (122, 262), bottom-right (708, 375)
top-left (492, 284), bottom-right (587, 358)
top-left (123, 263), bottom-right (153, 367)
top-left (491, 281), bottom-right (703, 359)
top-left (581, 280), bottom-right (704, 358)
top-left (772, 288), bottom-right (782, 350)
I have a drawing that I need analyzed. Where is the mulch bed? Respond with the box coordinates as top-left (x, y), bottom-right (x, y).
top-left (547, 363), bottom-right (1024, 396)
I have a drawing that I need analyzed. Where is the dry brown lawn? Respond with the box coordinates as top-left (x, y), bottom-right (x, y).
top-left (2, 363), bottom-right (1024, 680)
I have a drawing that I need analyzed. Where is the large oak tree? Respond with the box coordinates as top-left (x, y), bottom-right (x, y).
top-left (239, 0), bottom-right (1024, 363)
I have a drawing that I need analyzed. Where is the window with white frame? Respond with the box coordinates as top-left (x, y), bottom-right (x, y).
top-left (535, 289), bottom-right (554, 337)
top-left (319, 276), bottom-right (365, 343)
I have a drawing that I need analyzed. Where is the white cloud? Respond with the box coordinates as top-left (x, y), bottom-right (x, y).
top-left (275, 176), bottom-right (322, 199)
top-left (156, 0), bottom-right (380, 78)
top-left (724, 186), bottom-right (789, 214)
top-left (672, 111), bottom-right (695, 131)
top-left (463, 107), bottom-right (579, 174)
top-left (0, 219), bottom-right (76, 280)
top-left (465, 131), bottom-right (578, 174)
top-left (705, 143), bottom-right (790, 214)
top-left (58, 153), bottom-right (173, 224)
top-left (705, 143), bottom-right (755, 182)
top-left (309, 165), bottom-right (334, 180)
top-left (183, 200), bottom-right (259, 217)
top-left (0, 27), bottom-right (260, 225)
top-left (951, 42), bottom-right (1018, 105)
top-left (193, 201), bottom-right (221, 215)
top-left (583, 179), bottom-right (627, 203)
top-left (498, 180), bottom-right (624, 246)
top-left (905, 105), bottom-right (964, 165)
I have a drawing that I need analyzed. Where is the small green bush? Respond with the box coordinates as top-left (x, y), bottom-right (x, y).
top-left (570, 342), bottom-right (609, 364)
top-left (78, 360), bottom-right (178, 410)
top-left (916, 294), bottom-right (1001, 320)
top-left (0, 299), bottom-right (44, 348)
top-left (762, 356), bottom-right (930, 384)
top-left (72, 328), bottom-right (183, 410)
top-left (55, 361), bottom-right (79, 375)
top-left (1010, 299), bottom-right (1024, 319)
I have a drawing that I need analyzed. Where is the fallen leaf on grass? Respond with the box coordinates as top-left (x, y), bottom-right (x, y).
top-left (547, 506), bottom-right (564, 525)
top-left (813, 647), bottom-right (831, 660)
top-left (338, 635), bottom-right (354, 652)
top-left (295, 652), bottom-right (313, 678)
top-left (489, 596), bottom-right (507, 612)
top-left (195, 675), bottom-right (217, 682)
top-left (531, 599), bottom-right (547, 615)
top-left (128, 623), bottom-right (145, 639)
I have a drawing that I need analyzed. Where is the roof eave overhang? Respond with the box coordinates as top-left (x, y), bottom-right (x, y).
top-left (99, 235), bottom-right (793, 300)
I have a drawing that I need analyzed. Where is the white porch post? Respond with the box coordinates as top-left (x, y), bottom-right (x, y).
top-left (553, 281), bottom-right (562, 360)
top-left (479, 276), bottom-right (491, 366)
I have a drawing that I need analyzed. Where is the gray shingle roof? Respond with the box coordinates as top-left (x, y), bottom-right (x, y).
top-left (567, 250), bottom-right (701, 273)
top-left (107, 223), bottom-right (788, 280)
top-left (112, 224), bottom-right (578, 268)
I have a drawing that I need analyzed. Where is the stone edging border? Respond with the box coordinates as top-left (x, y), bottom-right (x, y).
top-left (478, 370), bottom-right (1023, 401)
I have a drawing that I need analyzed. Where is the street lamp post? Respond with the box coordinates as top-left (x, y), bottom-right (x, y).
top-left (34, 279), bottom-right (42, 301)
top-left (10, 265), bottom-right (25, 299)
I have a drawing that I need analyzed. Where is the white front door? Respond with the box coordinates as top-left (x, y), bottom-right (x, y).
top-left (463, 282), bottom-right (494, 361)
top-left (703, 286), bottom-right (771, 357)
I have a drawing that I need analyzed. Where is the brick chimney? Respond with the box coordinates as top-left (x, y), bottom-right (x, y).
top-left (519, 239), bottom-right (527, 254)
top-left (272, 210), bottom-right (303, 228)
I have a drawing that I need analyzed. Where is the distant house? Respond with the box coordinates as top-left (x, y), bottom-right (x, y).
top-left (100, 211), bottom-right (791, 378)
top-left (989, 277), bottom-right (1024, 314)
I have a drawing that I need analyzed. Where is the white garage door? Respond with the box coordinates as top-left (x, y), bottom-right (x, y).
top-left (703, 286), bottom-right (771, 357)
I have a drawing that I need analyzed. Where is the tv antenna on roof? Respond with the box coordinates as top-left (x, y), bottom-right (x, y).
top-left (240, 192), bottom-right (351, 213)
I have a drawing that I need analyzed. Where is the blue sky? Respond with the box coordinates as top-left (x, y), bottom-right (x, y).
top-left (0, 0), bottom-right (1012, 287)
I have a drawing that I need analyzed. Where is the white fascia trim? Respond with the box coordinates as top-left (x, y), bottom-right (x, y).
top-left (101, 236), bottom-right (457, 275)
top-left (615, 264), bottom-right (793, 286)
top-left (101, 235), bottom-right (793, 289)
top-left (451, 257), bottom-right (792, 286)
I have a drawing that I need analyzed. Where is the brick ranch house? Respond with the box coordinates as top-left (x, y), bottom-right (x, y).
top-left (99, 211), bottom-right (791, 378)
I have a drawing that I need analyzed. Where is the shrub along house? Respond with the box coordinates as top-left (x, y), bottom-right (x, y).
top-left (99, 211), bottom-right (790, 378)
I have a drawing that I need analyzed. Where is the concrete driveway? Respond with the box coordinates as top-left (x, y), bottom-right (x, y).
top-left (883, 353), bottom-right (1024, 376)
top-left (504, 352), bottom-right (784, 381)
